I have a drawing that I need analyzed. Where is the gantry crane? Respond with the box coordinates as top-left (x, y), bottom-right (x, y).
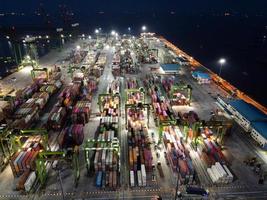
top-left (31, 67), bottom-right (49, 80)
top-left (169, 84), bottom-right (193, 106)
top-left (36, 148), bottom-right (80, 187)
top-left (84, 138), bottom-right (120, 175)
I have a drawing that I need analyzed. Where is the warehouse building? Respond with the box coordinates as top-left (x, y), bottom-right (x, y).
top-left (160, 63), bottom-right (181, 74)
top-left (191, 71), bottom-right (211, 84)
top-left (218, 97), bottom-right (267, 149)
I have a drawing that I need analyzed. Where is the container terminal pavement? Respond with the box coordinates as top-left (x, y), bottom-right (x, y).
top-left (0, 33), bottom-right (267, 200)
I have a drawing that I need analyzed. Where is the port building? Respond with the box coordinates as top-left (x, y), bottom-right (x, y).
top-left (218, 97), bottom-right (267, 149)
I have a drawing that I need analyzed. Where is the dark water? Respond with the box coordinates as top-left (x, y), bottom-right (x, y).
top-left (1, 13), bottom-right (267, 106)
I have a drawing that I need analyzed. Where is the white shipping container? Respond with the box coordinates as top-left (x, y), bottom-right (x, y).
top-left (141, 164), bottom-right (146, 186)
top-left (137, 170), bottom-right (142, 187)
top-left (207, 168), bottom-right (216, 183)
top-left (24, 172), bottom-right (36, 192)
top-left (130, 170), bottom-right (135, 187)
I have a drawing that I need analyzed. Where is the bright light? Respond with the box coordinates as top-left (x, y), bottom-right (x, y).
top-left (156, 39), bottom-right (160, 42)
top-left (22, 40), bottom-right (26, 43)
top-left (142, 25), bottom-right (147, 31)
top-left (6, 36), bottom-right (10, 39)
top-left (105, 45), bottom-right (110, 49)
top-left (26, 35), bottom-right (30, 38)
top-left (69, 34), bottom-right (72, 37)
top-left (82, 34), bottom-right (85, 37)
top-left (111, 30), bottom-right (116, 36)
top-left (26, 55), bottom-right (30, 59)
top-left (76, 45), bottom-right (81, 50)
top-left (46, 35), bottom-right (49, 39)
top-left (88, 35), bottom-right (91, 39)
top-left (128, 27), bottom-right (131, 31)
top-left (219, 58), bottom-right (226, 64)
top-left (60, 34), bottom-right (64, 38)
top-left (95, 29), bottom-right (99, 34)
top-left (115, 32), bottom-right (118, 37)
top-left (38, 35), bottom-right (42, 39)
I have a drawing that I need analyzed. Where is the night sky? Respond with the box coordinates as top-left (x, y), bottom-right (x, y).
top-left (1, 0), bottom-right (267, 16)
top-left (1, 0), bottom-right (267, 106)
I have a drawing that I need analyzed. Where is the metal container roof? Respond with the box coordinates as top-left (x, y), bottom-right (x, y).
top-left (228, 99), bottom-right (267, 122)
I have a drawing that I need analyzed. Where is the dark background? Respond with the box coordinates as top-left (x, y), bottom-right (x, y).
top-left (0, 0), bottom-right (267, 106)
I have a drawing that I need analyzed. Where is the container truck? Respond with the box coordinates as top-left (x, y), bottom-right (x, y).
top-left (186, 186), bottom-right (209, 196)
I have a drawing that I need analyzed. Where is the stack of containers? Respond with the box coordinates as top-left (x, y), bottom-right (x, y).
top-left (149, 85), bottom-right (174, 122)
top-left (163, 126), bottom-right (195, 184)
top-left (47, 106), bottom-right (67, 130)
top-left (72, 101), bottom-right (91, 124)
top-left (126, 78), bottom-right (138, 89)
top-left (207, 162), bottom-right (233, 184)
top-left (87, 78), bottom-right (98, 94)
top-left (101, 96), bottom-right (120, 117)
top-left (57, 124), bottom-right (84, 148)
top-left (32, 92), bottom-right (50, 109)
top-left (9, 136), bottom-right (43, 191)
top-left (58, 83), bottom-right (80, 107)
top-left (39, 80), bottom-right (62, 95)
top-left (92, 140), bottom-right (119, 188)
top-left (161, 76), bottom-right (175, 95)
top-left (107, 79), bottom-right (120, 95)
top-left (203, 139), bottom-right (226, 165)
top-left (127, 108), bottom-right (152, 187)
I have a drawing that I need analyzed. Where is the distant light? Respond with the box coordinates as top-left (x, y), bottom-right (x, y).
top-left (76, 45), bottom-right (81, 50)
top-left (46, 35), bottom-right (49, 39)
top-left (69, 34), bottom-right (72, 37)
top-left (88, 35), bottom-right (92, 39)
top-left (142, 26), bottom-right (147, 31)
top-left (115, 32), bottom-right (118, 37)
top-left (111, 30), bottom-right (116, 36)
top-left (128, 27), bottom-right (131, 31)
top-left (38, 35), bottom-right (42, 39)
top-left (26, 35), bottom-right (30, 38)
top-left (105, 45), bottom-right (110, 49)
top-left (99, 28), bottom-right (102, 31)
top-left (47, 40), bottom-right (50, 43)
top-left (156, 39), bottom-right (160, 42)
top-left (26, 55), bottom-right (30, 59)
top-left (219, 58), bottom-right (226, 64)
top-left (95, 29), bottom-right (99, 34)
top-left (60, 34), bottom-right (64, 38)
top-left (82, 34), bottom-right (85, 37)
top-left (6, 36), bottom-right (10, 39)
top-left (22, 40), bottom-right (26, 43)
top-left (132, 36), bottom-right (135, 39)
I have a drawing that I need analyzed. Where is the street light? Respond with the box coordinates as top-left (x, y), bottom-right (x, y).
top-left (88, 35), bottom-right (91, 39)
top-left (111, 30), bottom-right (116, 36)
top-left (142, 25), bottom-right (147, 32)
top-left (95, 29), bottom-right (99, 34)
top-left (76, 45), bottom-right (81, 50)
top-left (218, 58), bottom-right (226, 77)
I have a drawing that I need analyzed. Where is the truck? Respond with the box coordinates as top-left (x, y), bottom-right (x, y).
top-left (186, 186), bottom-right (209, 196)
top-left (157, 161), bottom-right (164, 178)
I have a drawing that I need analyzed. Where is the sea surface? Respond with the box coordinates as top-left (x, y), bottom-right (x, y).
top-left (0, 13), bottom-right (267, 106)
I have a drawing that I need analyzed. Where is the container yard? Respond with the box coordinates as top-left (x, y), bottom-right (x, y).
top-left (0, 33), bottom-right (267, 200)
